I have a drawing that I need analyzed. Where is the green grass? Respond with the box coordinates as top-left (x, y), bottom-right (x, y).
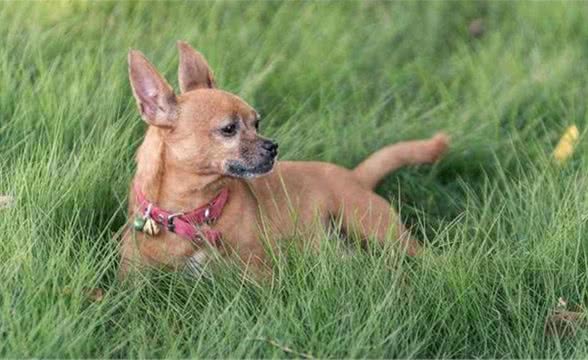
top-left (1, 1), bottom-right (588, 357)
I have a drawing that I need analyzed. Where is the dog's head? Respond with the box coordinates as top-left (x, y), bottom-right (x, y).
top-left (128, 41), bottom-right (278, 179)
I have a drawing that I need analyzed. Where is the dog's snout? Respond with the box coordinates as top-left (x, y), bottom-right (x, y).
top-left (261, 140), bottom-right (278, 155)
top-left (261, 141), bottom-right (277, 151)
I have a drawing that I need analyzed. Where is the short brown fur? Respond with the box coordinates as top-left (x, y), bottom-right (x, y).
top-left (119, 42), bottom-right (449, 278)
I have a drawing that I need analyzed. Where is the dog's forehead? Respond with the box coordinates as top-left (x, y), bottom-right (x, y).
top-left (179, 89), bottom-right (255, 121)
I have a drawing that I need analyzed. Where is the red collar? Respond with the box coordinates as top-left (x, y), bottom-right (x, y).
top-left (133, 183), bottom-right (230, 246)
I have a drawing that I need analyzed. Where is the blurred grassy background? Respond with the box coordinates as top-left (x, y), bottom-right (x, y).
top-left (1, 1), bottom-right (588, 358)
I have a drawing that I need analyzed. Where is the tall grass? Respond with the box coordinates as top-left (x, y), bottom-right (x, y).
top-left (0, 1), bottom-right (587, 357)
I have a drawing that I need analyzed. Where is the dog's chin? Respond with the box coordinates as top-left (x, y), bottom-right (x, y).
top-left (225, 159), bottom-right (275, 179)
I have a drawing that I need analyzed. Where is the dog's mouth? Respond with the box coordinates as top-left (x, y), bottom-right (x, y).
top-left (225, 158), bottom-right (275, 178)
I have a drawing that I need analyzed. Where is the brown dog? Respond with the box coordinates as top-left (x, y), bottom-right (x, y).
top-left (119, 41), bottom-right (449, 278)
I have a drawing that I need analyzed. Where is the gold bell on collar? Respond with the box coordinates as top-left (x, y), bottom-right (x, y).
top-left (133, 204), bottom-right (160, 236)
top-left (142, 217), bottom-right (160, 236)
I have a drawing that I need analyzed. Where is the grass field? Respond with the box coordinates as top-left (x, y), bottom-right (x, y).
top-left (1, 1), bottom-right (588, 358)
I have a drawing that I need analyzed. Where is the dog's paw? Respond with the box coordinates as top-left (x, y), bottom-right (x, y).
top-left (427, 132), bottom-right (450, 163)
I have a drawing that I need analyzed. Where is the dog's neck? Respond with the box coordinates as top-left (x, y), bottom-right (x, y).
top-left (134, 127), bottom-right (229, 211)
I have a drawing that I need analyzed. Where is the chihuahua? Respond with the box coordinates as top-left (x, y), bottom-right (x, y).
top-left (119, 41), bottom-right (449, 278)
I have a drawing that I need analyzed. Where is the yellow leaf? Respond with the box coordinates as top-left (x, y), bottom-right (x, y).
top-left (553, 125), bottom-right (579, 165)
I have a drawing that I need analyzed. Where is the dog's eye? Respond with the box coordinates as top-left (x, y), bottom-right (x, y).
top-left (220, 123), bottom-right (238, 137)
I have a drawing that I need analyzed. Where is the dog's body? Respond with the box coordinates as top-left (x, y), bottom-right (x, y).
top-left (119, 42), bottom-right (448, 277)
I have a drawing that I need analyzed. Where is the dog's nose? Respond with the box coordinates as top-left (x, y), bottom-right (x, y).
top-left (262, 140), bottom-right (278, 155)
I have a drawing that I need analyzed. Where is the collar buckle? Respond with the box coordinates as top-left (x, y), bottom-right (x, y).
top-left (166, 212), bottom-right (183, 232)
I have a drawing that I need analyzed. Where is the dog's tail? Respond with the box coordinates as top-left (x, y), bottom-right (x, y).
top-left (352, 133), bottom-right (449, 190)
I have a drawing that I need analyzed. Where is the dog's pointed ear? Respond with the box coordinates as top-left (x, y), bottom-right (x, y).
top-left (128, 50), bottom-right (178, 128)
top-left (177, 41), bottom-right (215, 93)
